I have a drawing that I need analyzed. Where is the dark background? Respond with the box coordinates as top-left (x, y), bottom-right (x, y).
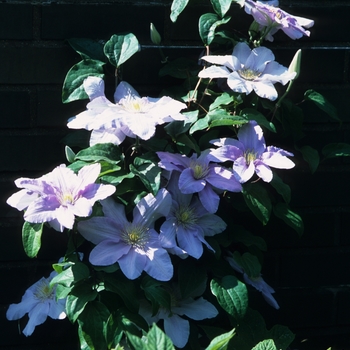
top-left (1, 1), bottom-right (350, 349)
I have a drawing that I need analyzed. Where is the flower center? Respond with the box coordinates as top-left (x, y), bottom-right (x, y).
top-left (244, 150), bottom-right (257, 164)
top-left (120, 96), bottom-right (150, 113)
top-left (175, 205), bottom-right (197, 228)
top-left (238, 68), bottom-right (262, 81)
top-left (190, 161), bottom-right (209, 180)
top-left (33, 279), bottom-right (55, 302)
top-left (121, 223), bottom-right (150, 249)
top-left (62, 193), bottom-right (75, 205)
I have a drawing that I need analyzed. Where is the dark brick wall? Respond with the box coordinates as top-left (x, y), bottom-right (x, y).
top-left (0, 1), bottom-right (349, 349)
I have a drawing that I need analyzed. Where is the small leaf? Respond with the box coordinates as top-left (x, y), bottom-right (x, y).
top-left (210, 0), bottom-right (232, 18)
top-left (270, 173), bottom-right (291, 203)
top-left (104, 33), bottom-right (139, 67)
top-left (251, 339), bottom-right (277, 350)
top-left (322, 143), bottom-right (350, 159)
top-left (68, 38), bottom-right (106, 62)
top-left (62, 59), bottom-right (105, 103)
top-left (304, 89), bottom-right (340, 122)
top-left (147, 323), bottom-right (176, 350)
top-left (199, 13), bottom-right (231, 46)
top-left (170, 0), bottom-right (190, 22)
top-left (210, 275), bottom-right (248, 319)
top-left (242, 108), bottom-right (276, 133)
top-left (242, 183), bottom-right (272, 225)
top-left (75, 143), bottom-right (122, 164)
top-left (297, 145), bottom-right (319, 173)
top-left (273, 203), bottom-right (304, 236)
top-left (206, 328), bottom-right (235, 350)
top-left (22, 222), bottom-right (43, 258)
top-left (267, 324), bottom-right (295, 350)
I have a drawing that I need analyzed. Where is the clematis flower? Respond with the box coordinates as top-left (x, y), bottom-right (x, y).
top-left (209, 120), bottom-right (295, 183)
top-left (160, 173), bottom-right (227, 259)
top-left (67, 76), bottom-right (187, 145)
top-left (7, 163), bottom-right (116, 232)
top-left (199, 42), bottom-right (295, 101)
top-left (6, 271), bottom-right (66, 336)
top-left (77, 189), bottom-right (174, 281)
top-left (139, 287), bottom-right (218, 348)
top-left (157, 150), bottom-right (242, 214)
top-left (226, 254), bottom-right (279, 309)
top-left (244, 0), bottom-right (314, 41)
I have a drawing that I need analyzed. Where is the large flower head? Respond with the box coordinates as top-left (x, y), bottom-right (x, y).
top-left (6, 271), bottom-right (66, 336)
top-left (67, 77), bottom-right (187, 145)
top-left (198, 42), bottom-right (296, 101)
top-left (209, 120), bottom-right (295, 183)
top-left (244, 0), bottom-right (314, 41)
top-left (7, 163), bottom-right (116, 232)
top-left (157, 150), bottom-right (242, 214)
top-left (77, 189), bottom-right (173, 281)
top-left (159, 173), bottom-right (227, 259)
top-left (139, 285), bottom-right (218, 348)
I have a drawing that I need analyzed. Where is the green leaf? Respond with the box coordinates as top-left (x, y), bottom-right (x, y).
top-left (129, 154), bottom-right (161, 195)
top-left (22, 222), bottom-right (43, 258)
top-left (233, 252), bottom-right (261, 278)
top-left (62, 59), bottom-right (105, 103)
top-left (75, 143), bottom-right (122, 164)
top-left (104, 271), bottom-right (139, 313)
top-left (297, 145), bottom-right (319, 173)
top-left (205, 328), bottom-right (235, 350)
top-left (232, 225), bottom-right (267, 251)
top-left (267, 324), bottom-right (295, 350)
top-left (78, 301), bottom-right (110, 350)
top-left (178, 260), bottom-right (207, 299)
top-left (170, 0), bottom-right (190, 22)
top-left (270, 173), bottom-right (291, 203)
top-left (242, 108), bottom-right (276, 133)
top-left (67, 38), bottom-right (106, 62)
top-left (104, 33), bottom-right (139, 67)
top-left (251, 339), bottom-right (277, 350)
top-left (141, 276), bottom-right (171, 316)
top-left (190, 115), bottom-right (210, 134)
top-left (322, 143), bottom-right (350, 159)
top-left (199, 13), bottom-right (231, 46)
top-left (242, 183), bottom-right (272, 225)
top-left (304, 89), bottom-right (340, 122)
top-left (159, 57), bottom-right (200, 78)
top-left (210, 275), bottom-right (248, 319)
top-left (50, 262), bottom-right (90, 288)
top-left (66, 283), bottom-right (98, 322)
top-left (273, 203), bottom-right (304, 236)
top-left (210, 0), bottom-right (232, 17)
top-left (146, 323), bottom-right (176, 350)
top-left (209, 93), bottom-right (234, 111)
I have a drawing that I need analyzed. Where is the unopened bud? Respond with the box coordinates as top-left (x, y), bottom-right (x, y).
top-left (150, 23), bottom-right (162, 45)
top-left (288, 49), bottom-right (302, 80)
top-left (65, 145), bottom-right (76, 163)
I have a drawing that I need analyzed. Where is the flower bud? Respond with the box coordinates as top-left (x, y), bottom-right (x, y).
top-left (65, 145), bottom-right (76, 163)
top-left (150, 23), bottom-right (162, 45)
top-left (288, 49), bottom-right (302, 80)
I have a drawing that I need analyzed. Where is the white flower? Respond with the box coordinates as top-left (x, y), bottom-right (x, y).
top-left (199, 42), bottom-right (296, 101)
top-left (68, 77), bottom-right (187, 145)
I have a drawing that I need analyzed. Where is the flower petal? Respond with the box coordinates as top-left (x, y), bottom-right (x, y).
top-left (164, 314), bottom-right (189, 349)
top-left (89, 240), bottom-right (130, 266)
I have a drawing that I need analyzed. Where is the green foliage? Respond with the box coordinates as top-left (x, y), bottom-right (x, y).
top-left (62, 59), bottom-right (105, 103)
top-left (104, 33), bottom-right (140, 68)
top-left (199, 13), bottom-right (231, 46)
top-left (205, 328), bottom-right (235, 350)
top-left (21, 222), bottom-right (43, 258)
top-left (170, 0), bottom-right (190, 22)
top-left (210, 275), bottom-right (248, 319)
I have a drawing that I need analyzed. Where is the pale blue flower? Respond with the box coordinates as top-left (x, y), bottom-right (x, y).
top-left (157, 150), bottom-right (242, 213)
top-left (68, 77), bottom-right (187, 145)
top-left (209, 120), bottom-right (295, 183)
top-left (6, 271), bottom-right (66, 336)
top-left (226, 254), bottom-right (279, 309)
top-left (244, 0), bottom-right (314, 41)
top-left (77, 189), bottom-right (174, 281)
top-left (198, 42), bottom-right (296, 101)
top-left (160, 174), bottom-right (227, 259)
top-left (139, 287), bottom-right (218, 348)
top-left (6, 163), bottom-right (116, 232)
